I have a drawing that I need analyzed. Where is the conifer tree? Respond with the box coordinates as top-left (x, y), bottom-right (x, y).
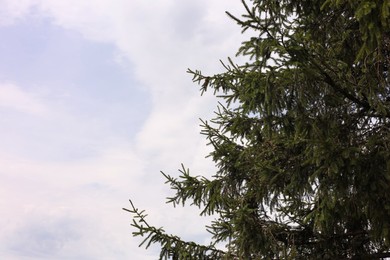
top-left (124, 0), bottom-right (390, 258)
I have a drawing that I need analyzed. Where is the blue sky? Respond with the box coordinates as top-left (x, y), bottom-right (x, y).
top-left (0, 1), bottom-right (244, 259)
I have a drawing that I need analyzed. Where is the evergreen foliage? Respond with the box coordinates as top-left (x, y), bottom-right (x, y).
top-left (124, 0), bottom-right (390, 258)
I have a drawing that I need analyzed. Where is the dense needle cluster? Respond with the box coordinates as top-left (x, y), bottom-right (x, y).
top-left (124, 0), bottom-right (390, 259)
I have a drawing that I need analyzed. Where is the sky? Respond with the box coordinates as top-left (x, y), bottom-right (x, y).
top-left (0, 1), bottom-right (246, 259)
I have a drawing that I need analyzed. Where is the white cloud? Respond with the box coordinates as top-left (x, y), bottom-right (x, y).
top-left (0, 147), bottom-right (148, 259)
top-left (0, 0), bottom-right (36, 26)
top-left (0, 82), bottom-right (47, 116)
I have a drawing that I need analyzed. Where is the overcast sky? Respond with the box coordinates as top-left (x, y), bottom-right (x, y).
top-left (0, 1), bottom-right (246, 259)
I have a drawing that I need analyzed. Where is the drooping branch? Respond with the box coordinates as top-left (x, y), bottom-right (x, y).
top-left (123, 200), bottom-right (229, 260)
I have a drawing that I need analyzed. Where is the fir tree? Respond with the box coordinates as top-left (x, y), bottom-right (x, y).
top-left (124, 0), bottom-right (390, 258)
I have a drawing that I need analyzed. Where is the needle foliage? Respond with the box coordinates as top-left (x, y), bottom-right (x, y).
top-left (124, 0), bottom-right (390, 258)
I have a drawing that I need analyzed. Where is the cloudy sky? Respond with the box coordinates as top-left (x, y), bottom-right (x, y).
top-left (0, 1), bottom-right (247, 259)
